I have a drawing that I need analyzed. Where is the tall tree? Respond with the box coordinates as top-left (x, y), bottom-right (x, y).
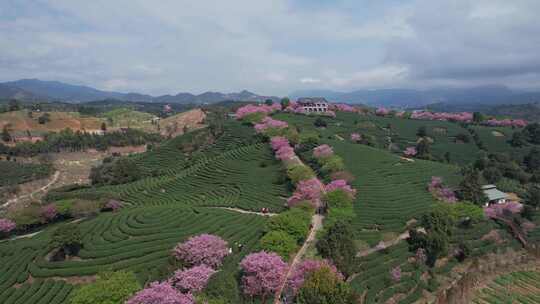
top-left (316, 221), bottom-right (356, 278)
top-left (458, 168), bottom-right (486, 205)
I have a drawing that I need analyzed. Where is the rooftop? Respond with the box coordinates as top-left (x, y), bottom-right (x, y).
top-left (482, 185), bottom-right (508, 201)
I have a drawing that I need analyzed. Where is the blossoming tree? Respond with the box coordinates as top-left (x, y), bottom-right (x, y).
top-left (173, 234), bottom-right (229, 268)
top-left (126, 282), bottom-right (194, 304)
top-left (169, 265), bottom-right (216, 293)
top-left (240, 251), bottom-right (288, 303)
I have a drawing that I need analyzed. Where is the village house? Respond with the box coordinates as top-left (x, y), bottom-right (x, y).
top-left (482, 184), bottom-right (508, 206)
top-left (297, 97), bottom-right (329, 113)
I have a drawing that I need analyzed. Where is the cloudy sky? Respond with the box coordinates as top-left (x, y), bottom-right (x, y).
top-left (1, 0), bottom-right (539, 95)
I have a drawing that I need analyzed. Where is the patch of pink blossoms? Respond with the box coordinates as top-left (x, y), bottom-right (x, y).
top-left (240, 251), bottom-right (288, 298)
top-left (235, 103), bottom-right (281, 120)
top-left (287, 259), bottom-right (342, 294)
top-left (0, 218), bottom-right (16, 233)
top-left (313, 144), bottom-right (334, 159)
top-left (172, 234), bottom-right (229, 268)
top-left (126, 282), bottom-right (194, 304)
top-left (484, 201), bottom-right (523, 218)
top-left (403, 147), bottom-right (417, 157)
top-left (325, 179), bottom-right (357, 198)
top-left (350, 133), bottom-right (362, 142)
top-left (169, 265), bottom-right (216, 293)
top-left (376, 107), bottom-right (390, 116)
top-left (254, 117), bottom-right (288, 133)
top-left (427, 176), bottom-right (456, 203)
top-left (483, 118), bottom-right (527, 128)
top-left (41, 204), bottom-right (58, 221)
top-left (287, 178), bottom-right (325, 207)
top-left (410, 111), bottom-right (473, 122)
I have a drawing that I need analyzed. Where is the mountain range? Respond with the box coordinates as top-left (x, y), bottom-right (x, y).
top-left (291, 86), bottom-right (540, 108)
top-left (3, 79), bottom-right (540, 108)
top-left (0, 79), bottom-right (279, 104)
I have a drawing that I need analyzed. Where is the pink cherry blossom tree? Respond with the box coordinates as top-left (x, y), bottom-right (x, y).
top-left (313, 144), bottom-right (334, 159)
top-left (427, 176), bottom-right (457, 203)
top-left (287, 259), bottom-right (342, 294)
top-left (254, 117), bottom-right (289, 133)
top-left (390, 266), bottom-right (401, 282)
top-left (325, 179), bottom-right (357, 199)
top-left (173, 234), bottom-right (230, 268)
top-left (126, 282), bottom-right (194, 304)
top-left (0, 218), bottom-right (16, 234)
top-left (350, 133), bottom-right (361, 142)
top-left (169, 265), bottom-right (216, 293)
top-left (105, 199), bottom-right (123, 212)
top-left (270, 137), bottom-right (290, 151)
top-left (403, 147), bottom-right (417, 157)
top-left (287, 178), bottom-right (325, 206)
top-left (376, 107), bottom-right (390, 116)
top-left (240, 251), bottom-right (288, 303)
top-left (41, 204), bottom-right (58, 222)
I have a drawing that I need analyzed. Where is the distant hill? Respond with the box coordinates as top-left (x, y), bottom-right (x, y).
top-left (291, 85), bottom-right (540, 108)
top-left (0, 79), bottom-right (279, 104)
top-left (427, 102), bottom-right (540, 122)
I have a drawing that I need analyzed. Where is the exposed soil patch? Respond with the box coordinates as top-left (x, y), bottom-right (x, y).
top-left (492, 130), bottom-right (505, 137)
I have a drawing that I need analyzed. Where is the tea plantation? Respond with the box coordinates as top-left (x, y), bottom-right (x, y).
top-left (473, 271), bottom-right (540, 303)
top-left (0, 160), bottom-right (53, 187)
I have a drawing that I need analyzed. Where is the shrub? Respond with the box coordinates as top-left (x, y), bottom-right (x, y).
top-left (70, 271), bottom-right (141, 304)
top-left (90, 157), bottom-right (142, 185)
top-left (287, 164), bottom-right (316, 184)
top-left (259, 231), bottom-right (297, 260)
top-left (267, 208), bottom-right (311, 244)
top-left (288, 259), bottom-right (343, 294)
top-left (320, 156), bottom-right (345, 174)
top-left (323, 189), bottom-right (353, 209)
top-left (69, 200), bottom-right (101, 218)
top-left (295, 266), bottom-right (356, 304)
top-left (51, 224), bottom-right (83, 256)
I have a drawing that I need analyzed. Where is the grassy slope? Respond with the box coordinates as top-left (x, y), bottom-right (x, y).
top-left (100, 108), bottom-right (157, 132)
top-left (0, 110), bottom-right (102, 135)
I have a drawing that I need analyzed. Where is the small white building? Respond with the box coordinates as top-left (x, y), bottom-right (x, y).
top-left (297, 97), bottom-right (329, 113)
top-left (482, 184), bottom-right (508, 206)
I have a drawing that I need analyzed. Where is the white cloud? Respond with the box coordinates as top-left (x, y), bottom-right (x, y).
top-left (300, 77), bottom-right (321, 84)
top-left (1, 0), bottom-right (540, 95)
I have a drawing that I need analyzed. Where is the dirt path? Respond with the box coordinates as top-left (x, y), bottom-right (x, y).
top-left (210, 207), bottom-right (277, 217)
top-left (356, 231), bottom-right (411, 258)
top-left (2, 170), bottom-right (60, 209)
top-left (274, 213), bottom-right (324, 304)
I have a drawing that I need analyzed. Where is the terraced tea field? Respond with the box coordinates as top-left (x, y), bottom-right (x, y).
top-left (329, 139), bottom-right (461, 244)
top-left (473, 271), bottom-right (540, 303)
top-left (0, 161), bottom-right (53, 187)
top-left (0, 206), bottom-right (267, 303)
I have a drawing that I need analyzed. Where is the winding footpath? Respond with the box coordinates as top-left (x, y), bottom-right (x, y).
top-left (2, 171), bottom-right (60, 209)
top-left (210, 207), bottom-right (277, 217)
top-left (274, 213), bottom-right (324, 304)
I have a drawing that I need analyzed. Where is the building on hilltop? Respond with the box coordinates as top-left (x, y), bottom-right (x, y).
top-left (297, 97), bottom-right (329, 113)
top-left (482, 184), bottom-right (508, 206)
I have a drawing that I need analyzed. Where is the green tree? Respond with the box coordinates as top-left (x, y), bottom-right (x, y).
top-left (296, 266), bottom-right (356, 304)
top-left (8, 99), bottom-right (20, 111)
top-left (472, 112), bottom-right (484, 124)
top-left (280, 97), bottom-right (290, 108)
top-left (416, 138), bottom-right (431, 159)
top-left (525, 185), bottom-right (540, 208)
top-left (510, 131), bottom-right (527, 147)
top-left (259, 230), bottom-right (297, 260)
top-left (483, 167), bottom-right (502, 183)
top-left (416, 126), bottom-right (427, 137)
top-left (458, 168), bottom-right (486, 205)
top-left (264, 99), bottom-right (273, 106)
top-left (287, 164), bottom-right (315, 184)
top-left (1, 125), bottom-right (11, 142)
top-left (101, 122), bottom-right (107, 132)
top-left (316, 221), bottom-right (356, 278)
top-left (444, 152), bottom-right (451, 163)
top-left (323, 189), bottom-right (353, 209)
top-left (69, 271), bottom-right (141, 304)
top-left (314, 118), bottom-right (327, 128)
top-left (524, 148), bottom-right (540, 172)
top-left (51, 224), bottom-right (83, 256)
top-left (90, 157), bottom-right (142, 185)
top-left (267, 207), bottom-right (312, 244)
